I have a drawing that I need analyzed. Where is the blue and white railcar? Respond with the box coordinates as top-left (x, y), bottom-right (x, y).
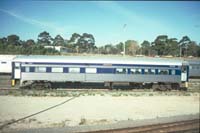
top-left (11, 55), bottom-right (189, 90)
top-left (185, 59), bottom-right (200, 78)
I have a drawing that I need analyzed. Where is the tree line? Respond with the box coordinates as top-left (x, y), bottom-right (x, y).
top-left (0, 31), bottom-right (200, 57)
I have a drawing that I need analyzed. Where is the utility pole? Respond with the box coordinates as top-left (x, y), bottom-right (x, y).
top-left (123, 24), bottom-right (127, 56)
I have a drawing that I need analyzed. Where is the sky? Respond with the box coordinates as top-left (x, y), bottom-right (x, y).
top-left (0, 0), bottom-right (200, 46)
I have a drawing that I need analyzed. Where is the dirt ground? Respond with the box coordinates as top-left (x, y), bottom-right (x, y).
top-left (0, 93), bottom-right (199, 131)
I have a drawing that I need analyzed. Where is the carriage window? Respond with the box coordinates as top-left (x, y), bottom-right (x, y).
top-left (35, 67), bottom-right (46, 73)
top-left (69, 68), bottom-right (80, 73)
top-left (192, 66), bottom-right (200, 69)
top-left (150, 69), bottom-right (155, 74)
top-left (158, 69), bottom-right (169, 75)
top-left (52, 67), bottom-right (63, 73)
top-left (86, 68), bottom-right (96, 73)
top-left (171, 70), bottom-right (175, 75)
top-left (116, 68), bottom-right (127, 74)
top-left (130, 68), bottom-right (135, 74)
top-left (144, 69), bottom-right (155, 74)
top-left (192, 66), bottom-right (196, 69)
top-left (25, 67), bottom-right (30, 72)
top-left (144, 69), bottom-right (148, 74)
top-left (130, 68), bottom-right (141, 74)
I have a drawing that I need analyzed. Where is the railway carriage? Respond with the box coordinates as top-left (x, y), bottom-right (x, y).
top-left (11, 55), bottom-right (189, 90)
top-left (186, 59), bottom-right (200, 78)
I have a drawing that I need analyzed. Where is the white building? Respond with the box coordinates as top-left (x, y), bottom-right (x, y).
top-left (44, 46), bottom-right (66, 52)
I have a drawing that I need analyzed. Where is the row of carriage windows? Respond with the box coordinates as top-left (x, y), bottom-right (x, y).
top-left (21, 66), bottom-right (177, 75)
top-left (190, 66), bottom-right (200, 70)
top-left (115, 68), bottom-right (173, 75)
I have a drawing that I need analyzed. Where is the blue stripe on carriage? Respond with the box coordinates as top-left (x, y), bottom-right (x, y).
top-left (155, 69), bottom-right (159, 74)
top-left (46, 67), bottom-right (51, 72)
top-left (30, 67), bottom-right (35, 72)
top-left (80, 68), bottom-right (85, 73)
top-left (176, 70), bottom-right (181, 75)
top-left (97, 68), bottom-right (115, 73)
top-left (21, 67), bottom-right (25, 72)
top-left (141, 69), bottom-right (145, 74)
top-left (128, 69), bottom-right (131, 74)
top-left (63, 67), bottom-right (68, 73)
top-left (169, 70), bottom-right (172, 75)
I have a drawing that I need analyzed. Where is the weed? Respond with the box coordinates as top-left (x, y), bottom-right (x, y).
top-left (79, 118), bottom-right (87, 125)
top-left (100, 93), bottom-right (105, 96)
top-left (123, 93), bottom-right (128, 96)
top-left (183, 93), bottom-right (191, 96)
top-left (28, 118), bottom-right (37, 123)
top-left (149, 93), bottom-right (154, 96)
top-left (37, 121), bottom-right (42, 124)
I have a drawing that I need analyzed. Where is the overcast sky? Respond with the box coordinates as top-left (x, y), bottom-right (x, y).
top-left (0, 0), bottom-right (200, 46)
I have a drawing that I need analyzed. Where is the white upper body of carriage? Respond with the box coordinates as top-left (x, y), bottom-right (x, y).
top-left (13, 55), bottom-right (185, 66)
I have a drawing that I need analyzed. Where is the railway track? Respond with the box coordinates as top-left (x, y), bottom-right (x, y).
top-left (0, 78), bottom-right (199, 91)
top-left (85, 119), bottom-right (199, 133)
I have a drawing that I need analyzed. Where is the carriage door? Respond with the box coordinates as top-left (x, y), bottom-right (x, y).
top-left (181, 65), bottom-right (187, 81)
top-left (14, 62), bottom-right (21, 79)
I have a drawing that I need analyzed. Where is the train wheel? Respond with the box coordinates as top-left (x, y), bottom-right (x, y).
top-left (31, 82), bottom-right (37, 89)
top-left (153, 83), bottom-right (168, 91)
top-left (171, 83), bottom-right (180, 90)
top-left (44, 82), bottom-right (52, 89)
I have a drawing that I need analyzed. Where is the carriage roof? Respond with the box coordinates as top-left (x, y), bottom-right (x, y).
top-left (13, 55), bottom-right (187, 66)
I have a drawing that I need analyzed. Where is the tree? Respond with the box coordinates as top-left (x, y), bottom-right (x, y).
top-left (77, 33), bottom-right (95, 53)
top-left (152, 35), bottom-right (168, 56)
top-left (166, 38), bottom-right (179, 56)
top-left (179, 36), bottom-right (191, 57)
top-left (197, 43), bottom-right (200, 57)
top-left (53, 35), bottom-right (65, 46)
top-left (104, 44), bottom-right (118, 54)
top-left (187, 41), bottom-right (199, 57)
top-left (7, 34), bottom-right (20, 45)
top-left (125, 40), bottom-right (140, 56)
top-left (37, 31), bottom-right (52, 46)
top-left (140, 40), bottom-right (151, 56)
top-left (0, 37), bottom-right (7, 54)
top-left (0, 37), bottom-right (7, 45)
top-left (68, 33), bottom-right (96, 53)
top-left (68, 33), bottom-right (81, 45)
top-left (26, 39), bottom-right (35, 46)
top-left (67, 33), bottom-right (81, 52)
top-left (115, 42), bottom-right (124, 54)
